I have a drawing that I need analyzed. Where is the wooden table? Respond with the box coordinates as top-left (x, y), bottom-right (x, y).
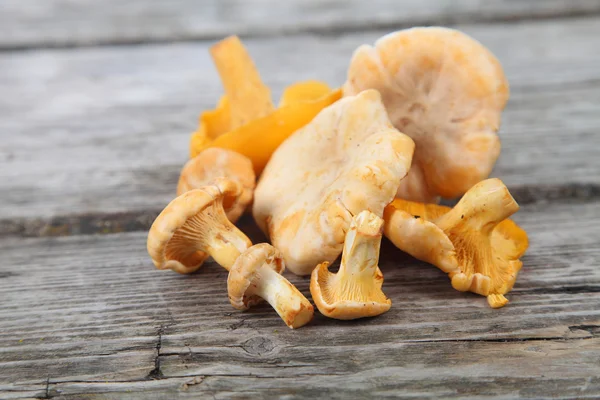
top-left (1, 1), bottom-right (599, 398)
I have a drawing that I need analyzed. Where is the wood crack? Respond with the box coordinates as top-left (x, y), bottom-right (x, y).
top-left (568, 325), bottom-right (600, 336)
top-left (44, 376), bottom-right (50, 399)
top-left (517, 285), bottom-right (600, 295)
top-left (406, 336), bottom-right (596, 344)
top-left (146, 325), bottom-right (168, 380)
top-left (155, 335), bottom-right (596, 358)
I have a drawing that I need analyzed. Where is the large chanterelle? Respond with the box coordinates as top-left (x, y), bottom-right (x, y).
top-left (253, 89), bottom-right (415, 275)
top-left (344, 27), bottom-right (509, 202)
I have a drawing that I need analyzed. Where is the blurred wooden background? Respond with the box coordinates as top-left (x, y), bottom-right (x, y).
top-left (1, 1), bottom-right (599, 398)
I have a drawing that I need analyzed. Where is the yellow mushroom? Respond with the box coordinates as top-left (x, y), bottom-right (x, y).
top-left (311, 211), bottom-right (391, 320)
top-left (344, 27), bottom-right (509, 202)
top-left (177, 148), bottom-right (256, 223)
top-left (147, 179), bottom-right (252, 274)
top-left (228, 244), bottom-right (314, 329)
top-left (147, 179), bottom-right (313, 327)
top-left (190, 36), bottom-right (341, 174)
top-left (253, 89), bottom-right (415, 276)
top-left (194, 83), bottom-right (340, 175)
top-left (383, 178), bottom-right (529, 308)
top-left (209, 35), bottom-right (274, 129)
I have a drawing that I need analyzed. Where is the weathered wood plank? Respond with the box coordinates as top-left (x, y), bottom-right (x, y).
top-left (1, 17), bottom-right (600, 224)
top-left (1, 202), bottom-right (599, 398)
top-left (45, 364), bottom-right (600, 400)
top-left (44, 340), bottom-right (600, 399)
top-left (2, 0), bottom-right (599, 50)
top-left (160, 339), bottom-right (600, 400)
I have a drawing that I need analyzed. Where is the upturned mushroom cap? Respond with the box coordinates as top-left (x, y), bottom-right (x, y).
top-left (177, 148), bottom-right (256, 222)
top-left (383, 178), bottom-right (529, 308)
top-left (228, 243), bottom-right (314, 329)
top-left (310, 211), bottom-right (391, 320)
top-left (344, 27), bottom-right (509, 202)
top-left (253, 89), bottom-right (415, 275)
top-left (147, 179), bottom-right (252, 274)
top-left (382, 200), bottom-right (459, 275)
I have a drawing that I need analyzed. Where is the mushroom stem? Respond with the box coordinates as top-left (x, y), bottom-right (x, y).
top-left (246, 266), bottom-right (314, 329)
top-left (436, 178), bottom-right (519, 234)
top-left (204, 226), bottom-right (250, 271)
top-left (180, 197), bottom-right (252, 271)
top-left (338, 211), bottom-right (383, 282)
top-left (310, 211), bottom-right (391, 320)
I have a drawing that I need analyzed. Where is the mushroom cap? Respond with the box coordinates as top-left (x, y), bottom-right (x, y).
top-left (147, 179), bottom-right (249, 274)
top-left (190, 95), bottom-right (231, 158)
top-left (311, 262), bottom-right (391, 320)
top-left (383, 205), bottom-right (459, 275)
top-left (344, 27), bottom-right (509, 201)
top-left (253, 89), bottom-right (415, 275)
top-left (177, 148), bottom-right (256, 222)
top-left (383, 179), bottom-right (529, 308)
top-left (227, 243), bottom-right (285, 310)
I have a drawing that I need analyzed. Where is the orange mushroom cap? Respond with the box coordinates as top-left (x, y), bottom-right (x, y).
top-left (177, 148), bottom-right (256, 223)
top-left (253, 89), bottom-right (415, 275)
top-left (344, 27), bottom-right (509, 202)
top-left (384, 178), bottom-right (528, 308)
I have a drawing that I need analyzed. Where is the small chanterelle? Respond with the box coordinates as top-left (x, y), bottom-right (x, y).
top-left (253, 89), bottom-right (415, 275)
top-left (147, 179), bottom-right (313, 328)
top-left (311, 211), bottom-right (391, 320)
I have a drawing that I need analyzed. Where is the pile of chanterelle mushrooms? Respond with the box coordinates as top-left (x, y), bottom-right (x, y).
top-left (147, 30), bottom-right (529, 329)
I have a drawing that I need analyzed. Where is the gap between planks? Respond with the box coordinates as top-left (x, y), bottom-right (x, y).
top-left (1, 182), bottom-right (599, 238)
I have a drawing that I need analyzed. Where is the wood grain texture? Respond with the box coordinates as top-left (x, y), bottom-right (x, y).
top-left (1, 17), bottom-right (600, 223)
top-left (1, 202), bottom-right (599, 398)
top-left (41, 341), bottom-right (600, 399)
top-left (2, 0), bottom-right (600, 50)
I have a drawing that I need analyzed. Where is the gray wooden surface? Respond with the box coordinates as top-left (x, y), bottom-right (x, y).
top-left (2, 0), bottom-right (599, 49)
top-left (1, 1), bottom-right (599, 399)
top-left (2, 17), bottom-right (600, 226)
top-left (2, 204), bottom-right (599, 399)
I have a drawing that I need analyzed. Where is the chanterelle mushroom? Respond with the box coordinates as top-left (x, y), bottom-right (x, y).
top-left (147, 179), bottom-right (252, 274)
top-left (344, 27), bottom-right (509, 202)
top-left (228, 243), bottom-right (314, 329)
top-left (148, 179), bottom-right (313, 327)
top-left (177, 148), bottom-right (256, 223)
top-left (310, 211), bottom-right (391, 320)
top-left (383, 178), bottom-right (528, 308)
top-left (253, 89), bottom-right (415, 275)
top-left (209, 35), bottom-right (274, 130)
top-left (190, 35), bottom-right (341, 174)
